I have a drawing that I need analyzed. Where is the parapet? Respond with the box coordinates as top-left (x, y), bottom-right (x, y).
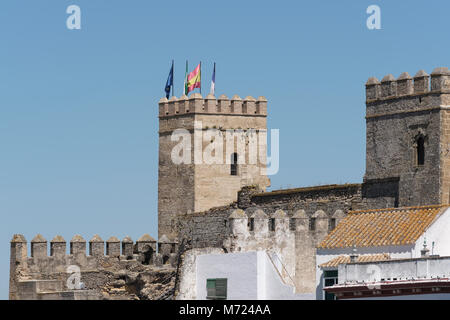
top-left (10, 233), bottom-right (178, 267)
top-left (159, 94), bottom-right (268, 117)
top-left (227, 208), bottom-right (347, 235)
top-left (365, 67), bottom-right (450, 102)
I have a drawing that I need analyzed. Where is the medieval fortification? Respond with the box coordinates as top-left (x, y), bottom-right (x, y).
top-left (9, 67), bottom-right (450, 299)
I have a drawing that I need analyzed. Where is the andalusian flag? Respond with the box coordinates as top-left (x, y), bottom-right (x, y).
top-left (187, 62), bottom-right (201, 94)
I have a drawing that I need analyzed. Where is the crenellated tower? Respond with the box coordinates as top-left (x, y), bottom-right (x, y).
top-left (363, 67), bottom-right (450, 208)
top-left (158, 93), bottom-right (271, 239)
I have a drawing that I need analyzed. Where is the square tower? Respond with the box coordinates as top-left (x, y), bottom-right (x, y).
top-left (363, 67), bottom-right (450, 208)
top-left (158, 93), bottom-right (271, 239)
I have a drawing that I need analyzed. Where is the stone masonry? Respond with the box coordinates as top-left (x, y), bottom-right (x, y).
top-left (9, 234), bottom-right (179, 300)
top-left (10, 67), bottom-right (450, 299)
top-left (158, 93), bottom-right (271, 239)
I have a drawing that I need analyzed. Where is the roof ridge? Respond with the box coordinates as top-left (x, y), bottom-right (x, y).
top-left (348, 204), bottom-right (449, 215)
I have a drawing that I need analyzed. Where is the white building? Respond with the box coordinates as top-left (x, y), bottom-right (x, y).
top-left (316, 204), bottom-right (450, 300)
top-left (324, 255), bottom-right (450, 300)
top-left (177, 249), bottom-right (314, 300)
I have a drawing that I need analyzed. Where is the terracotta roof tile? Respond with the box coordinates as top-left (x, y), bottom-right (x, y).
top-left (320, 253), bottom-right (391, 268)
top-left (318, 205), bottom-right (448, 249)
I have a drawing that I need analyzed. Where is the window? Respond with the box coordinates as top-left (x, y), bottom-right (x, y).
top-left (329, 218), bottom-right (336, 232)
top-left (309, 218), bottom-right (316, 231)
top-left (249, 218), bottom-right (254, 231)
top-left (324, 270), bottom-right (338, 300)
top-left (230, 153), bottom-right (238, 175)
top-left (416, 136), bottom-right (425, 166)
top-left (206, 278), bottom-right (227, 300)
top-left (269, 218), bottom-right (275, 231)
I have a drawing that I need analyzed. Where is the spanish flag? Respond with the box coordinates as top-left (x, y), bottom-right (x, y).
top-left (187, 62), bottom-right (201, 94)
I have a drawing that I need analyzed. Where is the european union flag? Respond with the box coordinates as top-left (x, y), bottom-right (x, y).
top-left (165, 61), bottom-right (174, 99)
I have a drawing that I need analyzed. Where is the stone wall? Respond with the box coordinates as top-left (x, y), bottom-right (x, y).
top-left (176, 192), bottom-right (351, 294)
top-left (9, 234), bottom-right (178, 300)
top-left (177, 204), bottom-right (235, 249)
top-left (365, 67), bottom-right (450, 207)
top-left (158, 93), bottom-right (270, 239)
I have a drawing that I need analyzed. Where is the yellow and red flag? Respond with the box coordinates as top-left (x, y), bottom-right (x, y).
top-left (187, 63), bottom-right (201, 94)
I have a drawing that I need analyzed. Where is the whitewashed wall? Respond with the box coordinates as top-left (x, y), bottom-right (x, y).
top-left (195, 250), bottom-right (313, 300)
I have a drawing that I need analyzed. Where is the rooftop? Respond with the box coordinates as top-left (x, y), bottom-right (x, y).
top-left (318, 204), bottom-right (448, 249)
top-left (319, 253), bottom-right (391, 268)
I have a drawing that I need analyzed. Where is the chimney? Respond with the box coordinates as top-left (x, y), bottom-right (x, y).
top-left (349, 245), bottom-right (358, 263)
top-left (421, 239), bottom-right (430, 257)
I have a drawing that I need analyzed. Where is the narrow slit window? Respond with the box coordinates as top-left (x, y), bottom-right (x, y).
top-left (231, 153), bottom-right (238, 175)
top-left (329, 218), bottom-right (336, 231)
top-left (269, 218), bottom-right (275, 231)
top-left (417, 136), bottom-right (425, 165)
top-left (309, 218), bottom-right (316, 231)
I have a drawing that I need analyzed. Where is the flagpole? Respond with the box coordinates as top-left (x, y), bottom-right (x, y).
top-left (172, 59), bottom-right (174, 98)
top-left (199, 61), bottom-right (202, 95)
top-left (183, 60), bottom-right (188, 96)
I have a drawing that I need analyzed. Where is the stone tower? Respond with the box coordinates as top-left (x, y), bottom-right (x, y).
top-left (158, 93), bottom-right (271, 239)
top-left (363, 67), bottom-right (450, 208)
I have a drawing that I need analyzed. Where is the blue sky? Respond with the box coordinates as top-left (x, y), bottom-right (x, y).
top-left (0, 0), bottom-right (449, 299)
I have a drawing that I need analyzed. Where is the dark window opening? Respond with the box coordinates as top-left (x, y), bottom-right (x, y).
top-left (249, 218), bottom-right (254, 231)
top-left (309, 218), bottom-right (316, 231)
top-left (170, 244), bottom-right (176, 253)
top-left (142, 246), bottom-right (154, 265)
top-left (163, 255), bottom-right (170, 264)
top-left (269, 218), bottom-right (275, 231)
top-left (231, 153), bottom-right (238, 175)
top-left (207, 278), bottom-right (227, 300)
top-left (290, 219), bottom-right (296, 231)
top-left (324, 270), bottom-right (338, 300)
top-left (417, 136), bottom-right (425, 165)
top-left (329, 218), bottom-right (336, 232)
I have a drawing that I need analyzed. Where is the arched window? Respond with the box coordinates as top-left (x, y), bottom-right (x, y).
top-left (230, 153), bottom-right (238, 175)
top-left (417, 136), bottom-right (425, 166)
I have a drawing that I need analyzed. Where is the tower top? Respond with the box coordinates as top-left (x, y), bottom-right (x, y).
top-left (158, 94), bottom-right (268, 118)
top-left (365, 67), bottom-right (450, 102)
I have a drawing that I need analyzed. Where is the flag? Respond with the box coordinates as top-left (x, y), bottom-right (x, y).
top-left (187, 62), bottom-right (201, 94)
top-left (165, 60), bottom-right (174, 99)
top-left (183, 60), bottom-right (188, 95)
top-left (210, 62), bottom-right (216, 95)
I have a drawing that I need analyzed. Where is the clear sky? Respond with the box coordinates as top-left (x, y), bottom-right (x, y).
top-left (1, 0), bottom-right (449, 299)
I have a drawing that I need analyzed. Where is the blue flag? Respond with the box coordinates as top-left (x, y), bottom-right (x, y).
top-left (165, 61), bottom-right (174, 99)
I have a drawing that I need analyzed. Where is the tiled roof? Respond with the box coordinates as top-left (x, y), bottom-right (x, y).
top-left (318, 205), bottom-right (448, 249)
top-left (319, 253), bottom-right (391, 268)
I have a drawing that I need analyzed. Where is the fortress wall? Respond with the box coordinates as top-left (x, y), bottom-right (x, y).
top-left (365, 68), bottom-right (450, 207)
top-left (9, 234), bottom-right (178, 300)
top-left (177, 205), bottom-right (234, 249)
top-left (247, 184), bottom-right (363, 216)
top-left (176, 187), bottom-right (354, 294)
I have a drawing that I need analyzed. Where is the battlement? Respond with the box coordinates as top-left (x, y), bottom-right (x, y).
top-left (10, 233), bottom-right (179, 267)
top-left (158, 93), bottom-right (268, 118)
top-left (366, 67), bottom-right (450, 102)
top-left (227, 208), bottom-right (346, 236)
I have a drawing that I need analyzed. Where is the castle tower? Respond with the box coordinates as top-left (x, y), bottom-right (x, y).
top-left (364, 67), bottom-right (450, 208)
top-left (158, 93), bottom-right (271, 238)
